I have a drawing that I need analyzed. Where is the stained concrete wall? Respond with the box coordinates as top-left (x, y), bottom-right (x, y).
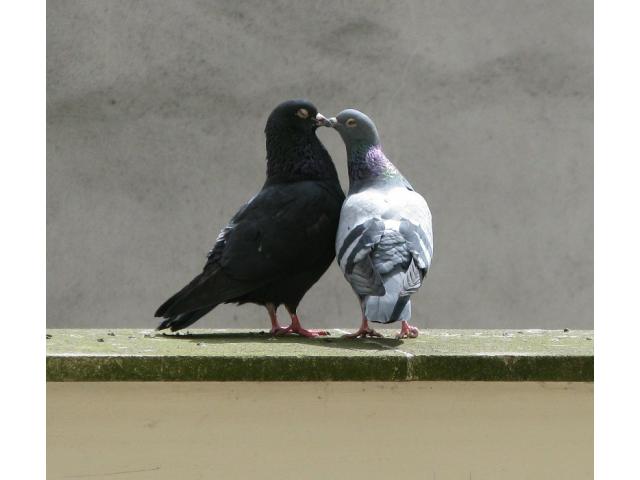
top-left (47, 0), bottom-right (593, 329)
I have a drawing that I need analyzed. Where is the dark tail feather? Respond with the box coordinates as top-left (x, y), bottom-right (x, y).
top-left (156, 306), bottom-right (215, 332)
top-left (154, 267), bottom-right (220, 318)
top-left (155, 265), bottom-right (263, 327)
top-left (155, 288), bottom-right (186, 318)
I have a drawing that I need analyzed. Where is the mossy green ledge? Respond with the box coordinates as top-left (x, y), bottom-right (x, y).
top-left (46, 329), bottom-right (593, 382)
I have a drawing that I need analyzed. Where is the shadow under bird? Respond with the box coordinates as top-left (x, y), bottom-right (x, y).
top-left (321, 109), bottom-right (433, 339)
top-left (155, 100), bottom-right (345, 337)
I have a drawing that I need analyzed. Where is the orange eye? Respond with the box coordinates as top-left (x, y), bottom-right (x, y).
top-left (345, 118), bottom-right (357, 127)
top-left (295, 108), bottom-right (309, 119)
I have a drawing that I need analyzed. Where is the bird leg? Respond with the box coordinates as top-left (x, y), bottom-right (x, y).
top-left (273, 306), bottom-right (330, 338)
top-left (396, 320), bottom-right (419, 339)
top-left (266, 303), bottom-right (289, 335)
top-left (343, 316), bottom-right (383, 339)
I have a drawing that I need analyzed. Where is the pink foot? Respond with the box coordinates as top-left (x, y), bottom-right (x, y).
top-left (343, 316), bottom-right (383, 339)
top-left (305, 328), bottom-right (331, 335)
top-left (266, 304), bottom-right (292, 336)
top-left (274, 310), bottom-right (330, 338)
top-left (270, 325), bottom-right (289, 336)
top-left (396, 321), bottom-right (419, 339)
top-left (342, 328), bottom-right (382, 339)
top-left (274, 324), bottom-right (329, 338)
top-left (342, 327), bottom-right (383, 339)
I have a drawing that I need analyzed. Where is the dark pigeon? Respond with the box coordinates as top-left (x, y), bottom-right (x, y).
top-left (323, 109), bottom-right (433, 339)
top-left (155, 100), bottom-right (345, 337)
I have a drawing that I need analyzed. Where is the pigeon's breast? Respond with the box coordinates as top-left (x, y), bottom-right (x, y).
top-left (336, 185), bottom-right (433, 255)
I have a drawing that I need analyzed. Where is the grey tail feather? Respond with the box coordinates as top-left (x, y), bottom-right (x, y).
top-left (156, 306), bottom-right (215, 332)
top-left (364, 271), bottom-right (412, 324)
top-left (389, 295), bottom-right (411, 323)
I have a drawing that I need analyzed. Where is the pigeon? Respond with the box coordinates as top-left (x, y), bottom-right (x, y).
top-left (155, 100), bottom-right (345, 337)
top-left (323, 109), bottom-right (433, 339)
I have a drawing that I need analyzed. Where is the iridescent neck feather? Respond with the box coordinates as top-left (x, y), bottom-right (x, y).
top-left (347, 142), bottom-right (399, 183)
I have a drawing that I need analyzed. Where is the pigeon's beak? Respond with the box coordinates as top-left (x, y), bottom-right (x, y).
top-left (314, 113), bottom-right (332, 127)
top-left (327, 117), bottom-right (338, 128)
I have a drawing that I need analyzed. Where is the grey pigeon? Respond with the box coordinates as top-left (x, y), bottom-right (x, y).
top-left (324, 109), bottom-right (433, 339)
top-left (155, 100), bottom-right (345, 337)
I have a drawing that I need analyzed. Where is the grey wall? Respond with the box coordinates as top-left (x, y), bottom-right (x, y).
top-left (47, 0), bottom-right (593, 330)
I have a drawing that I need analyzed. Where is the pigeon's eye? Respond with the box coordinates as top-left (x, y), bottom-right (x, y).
top-left (345, 118), bottom-right (357, 128)
top-left (295, 108), bottom-right (309, 119)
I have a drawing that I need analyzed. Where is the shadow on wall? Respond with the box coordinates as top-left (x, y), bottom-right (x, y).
top-left (159, 331), bottom-right (405, 352)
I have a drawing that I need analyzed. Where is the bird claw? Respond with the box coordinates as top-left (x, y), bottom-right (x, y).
top-left (342, 328), bottom-right (383, 339)
top-left (395, 323), bottom-right (419, 339)
top-left (272, 325), bottom-right (329, 338)
top-left (307, 329), bottom-right (331, 336)
top-left (270, 325), bottom-right (290, 336)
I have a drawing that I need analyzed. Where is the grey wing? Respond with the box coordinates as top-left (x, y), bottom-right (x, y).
top-left (337, 218), bottom-right (386, 296)
top-left (399, 219), bottom-right (433, 274)
top-left (370, 227), bottom-right (422, 296)
top-left (338, 218), bottom-right (432, 294)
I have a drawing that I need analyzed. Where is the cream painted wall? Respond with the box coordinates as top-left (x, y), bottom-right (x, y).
top-left (48, 382), bottom-right (593, 479)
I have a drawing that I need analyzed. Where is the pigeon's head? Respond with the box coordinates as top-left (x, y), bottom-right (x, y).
top-left (265, 99), bottom-right (329, 135)
top-left (325, 109), bottom-right (381, 147)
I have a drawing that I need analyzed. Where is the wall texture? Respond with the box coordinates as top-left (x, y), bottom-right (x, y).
top-left (48, 382), bottom-right (594, 480)
top-left (47, 0), bottom-right (593, 329)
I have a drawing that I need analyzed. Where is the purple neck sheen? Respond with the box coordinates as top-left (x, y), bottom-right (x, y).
top-left (347, 143), bottom-right (398, 182)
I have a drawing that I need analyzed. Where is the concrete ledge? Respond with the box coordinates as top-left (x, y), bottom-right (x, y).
top-left (46, 329), bottom-right (594, 382)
